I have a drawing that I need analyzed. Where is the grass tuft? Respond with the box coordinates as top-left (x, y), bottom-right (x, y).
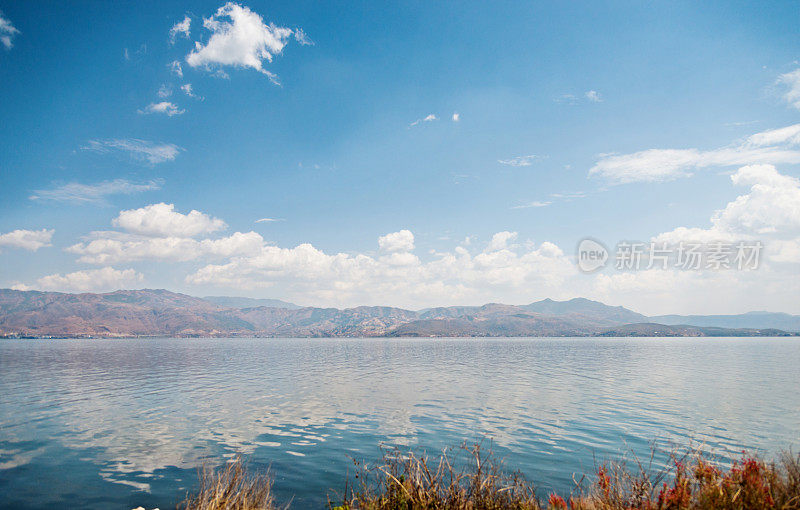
top-left (179, 456), bottom-right (277, 510)
top-left (331, 441), bottom-right (542, 509)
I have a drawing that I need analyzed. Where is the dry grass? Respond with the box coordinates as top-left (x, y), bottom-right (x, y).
top-left (177, 445), bottom-right (800, 510)
top-left (179, 456), bottom-right (278, 510)
top-left (331, 441), bottom-right (542, 510)
top-left (553, 448), bottom-right (800, 510)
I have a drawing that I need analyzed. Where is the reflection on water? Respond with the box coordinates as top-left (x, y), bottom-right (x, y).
top-left (0, 337), bottom-right (798, 509)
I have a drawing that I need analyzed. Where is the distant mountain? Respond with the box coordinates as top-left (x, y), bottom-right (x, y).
top-left (522, 298), bottom-right (647, 326)
top-left (203, 296), bottom-right (301, 310)
top-left (598, 323), bottom-right (794, 337)
top-left (0, 289), bottom-right (795, 338)
top-left (649, 312), bottom-right (800, 333)
top-left (0, 289), bottom-right (252, 337)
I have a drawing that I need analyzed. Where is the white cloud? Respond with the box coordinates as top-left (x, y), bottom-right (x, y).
top-left (30, 179), bottom-right (162, 205)
top-left (169, 15), bottom-right (191, 44)
top-left (378, 230), bottom-right (414, 253)
top-left (550, 191), bottom-right (587, 200)
top-left (157, 84), bottom-right (172, 98)
top-left (512, 201), bottom-right (551, 209)
top-left (745, 123), bottom-right (800, 147)
top-left (68, 231), bottom-right (263, 264)
top-left (712, 165), bottom-right (800, 237)
top-left (0, 229), bottom-right (53, 252)
top-left (486, 231), bottom-right (517, 252)
top-left (112, 203), bottom-right (227, 238)
top-left (778, 69), bottom-right (800, 110)
top-left (185, 232), bottom-right (575, 308)
top-left (138, 102), bottom-right (185, 116)
top-left (410, 114), bottom-right (437, 127)
top-left (554, 94), bottom-right (578, 105)
top-left (255, 217), bottom-right (282, 223)
top-left (81, 139), bottom-right (183, 164)
top-left (59, 205), bottom-right (577, 308)
top-left (201, 231), bottom-right (265, 258)
top-left (556, 92), bottom-right (602, 105)
top-left (181, 83), bottom-right (201, 99)
top-left (48, 179), bottom-right (800, 312)
top-left (170, 60), bottom-right (184, 77)
top-left (293, 27), bottom-right (313, 46)
top-left (186, 2), bottom-right (295, 82)
top-left (0, 11), bottom-right (19, 49)
top-left (585, 90), bottom-right (602, 102)
top-left (14, 267), bottom-right (143, 293)
top-left (590, 124), bottom-right (800, 184)
top-left (654, 164), bottom-right (800, 253)
top-left (68, 234), bottom-right (202, 264)
top-left (498, 155), bottom-right (539, 167)
top-left (584, 164), bottom-right (800, 314)
top-left (452, 112), bottom-right (460, 122)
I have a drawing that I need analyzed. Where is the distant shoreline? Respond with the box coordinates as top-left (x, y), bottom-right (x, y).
top-left (3, 327), bottom-right (798, 340)
top-left (2, 288), bottom-right (799, 339)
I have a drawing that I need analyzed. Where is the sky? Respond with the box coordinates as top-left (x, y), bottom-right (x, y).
top-left (1, 0), bottom-right (799, 314)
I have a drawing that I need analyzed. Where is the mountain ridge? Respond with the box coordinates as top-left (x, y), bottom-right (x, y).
top-left (0, 289), bottom-right (795, 338)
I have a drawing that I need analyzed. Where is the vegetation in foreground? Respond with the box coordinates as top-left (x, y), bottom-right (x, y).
top-left (177, 443), bottom-right (800, 510)
top-left (179, 458), bottom-right (276, 510)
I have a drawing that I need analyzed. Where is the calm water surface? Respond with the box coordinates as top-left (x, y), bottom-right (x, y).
top-left (1, 337), bottom-right (799, 509)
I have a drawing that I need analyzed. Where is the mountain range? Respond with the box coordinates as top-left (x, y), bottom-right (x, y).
top-left (0, 289), bottom-right (796, 338)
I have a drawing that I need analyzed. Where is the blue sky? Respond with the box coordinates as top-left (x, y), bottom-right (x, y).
top-left (1, 1), bottom-right (799, 314)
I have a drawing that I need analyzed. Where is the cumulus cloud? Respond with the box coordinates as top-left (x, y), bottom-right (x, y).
top-left (185, 233), bottom-right (575, 308)
top-left (378, 230), bottom-right (414, 253)
top-left (68, 233), bottom-right (201, 264)
top-left (590, 123), bottom-right (800, 184)
top-left (59, 203), bottom-right (577, 308)
top-left (68, 231), bottom-right (263, 264)
top-left (48, 178), bottom-right (800, 312)
top-left (169, 15), bottom-right (191, 43)
top-left (778, 69), bottom-right (800, 111)
top-left (452, 112), bottom-right (460, 122)
top-left (112, 203), bottom-right (227, 238)
top-left (186, 2), bottom-right (295, 82)
top-left (0, 11), bottom-right (19, 49)
top-left (81, 139), bottom-right (183, 164)
top-left (584, 163), bottom-right (800, 313)
top-left (0, 229), bottom-right (54, 252)
top-left (655, 165), bottom-right (800, 247)
top-left (138, 102), bottom-right (185, 116)
top-left (486, 231), bottom-right (517, 252)
top-left (13, 267), bottom-right (143, 293)
top-left (498, 155), bottom-right (539, 167)
top-left (30, 179), bottom-right (163, 205)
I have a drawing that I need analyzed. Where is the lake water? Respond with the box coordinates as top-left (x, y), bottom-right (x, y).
top-left (1, 337), bottom-right (798, 509)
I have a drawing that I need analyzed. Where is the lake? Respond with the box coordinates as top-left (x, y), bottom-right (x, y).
top-left (1, 337), bottom-right (798, 509)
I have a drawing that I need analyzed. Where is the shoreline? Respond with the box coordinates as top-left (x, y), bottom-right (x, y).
top-left (3, 330), bottom-right (798, 340)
